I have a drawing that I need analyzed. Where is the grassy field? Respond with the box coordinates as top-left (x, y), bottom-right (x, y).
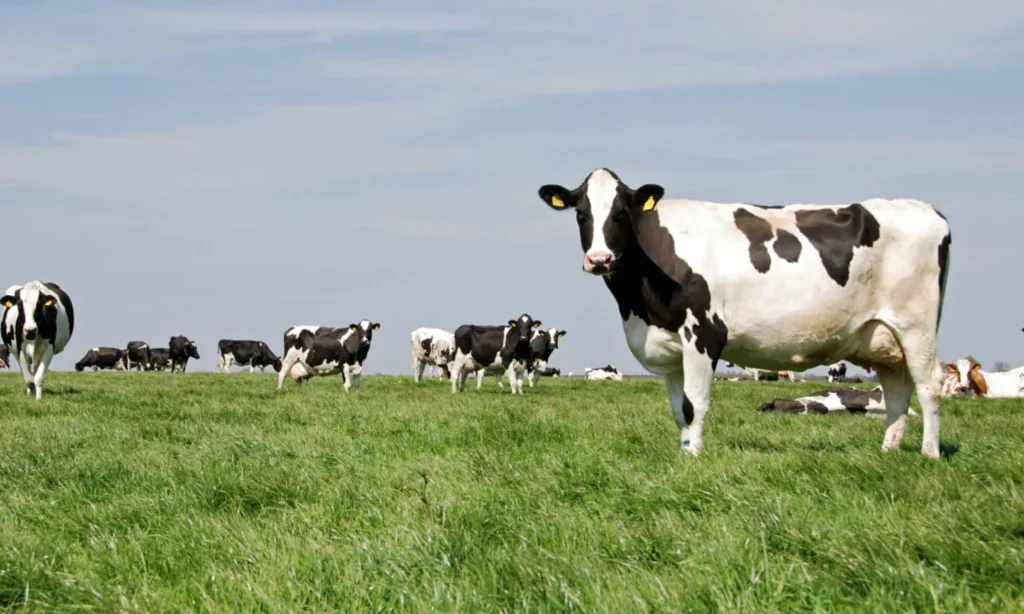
top-left (0, 372), bottom-right (1021, 612)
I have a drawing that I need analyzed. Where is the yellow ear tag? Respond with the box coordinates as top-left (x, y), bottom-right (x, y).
top-left (642, 196), bottom-right (657, 212)
top-left (550, 196), bottom-right (565, 209)
top-left (43, 298), bottom-right (55, 307)
top-left (2, 300), bottom-right (12, 308)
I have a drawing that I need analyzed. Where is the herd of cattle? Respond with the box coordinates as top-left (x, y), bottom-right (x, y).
top-left (4, 167), bottom-right (1023, 459)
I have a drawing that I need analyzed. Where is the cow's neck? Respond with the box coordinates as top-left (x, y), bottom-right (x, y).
top-left (602, 242), bottom-right (685, 331)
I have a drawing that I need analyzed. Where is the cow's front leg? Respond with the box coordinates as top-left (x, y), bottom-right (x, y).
top-left (32, 347), bottom-right (53, 400)
top-left (342, 363), bottom-right (352, 393)
top-left (18, 350), bottom-right (35, 396)
top-left (680, 345), bottom-right (715, 456)
top-left (351, 363), bottom-right (363, 392)
top-left (505, 365), bottom-right (520, 394)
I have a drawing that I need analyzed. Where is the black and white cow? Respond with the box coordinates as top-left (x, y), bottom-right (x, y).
top-left (525, 328), bottom-right (566, 387)
top-left (827, 362), bottom-right (848, 383)
top-left (0, 344), bottom-right (9, 370)
top-left (75, 347), bottom-right (128, 372)
top-left (450, 314), bottom-right (540, 394)
top-left (217, 339), bottom-right (282, 373)
top-left (1, 281), bottom-right (75, 399)
top-left (540, 367), bottom-right (561, 377)
top-left (756, 386), bottom-right (917, 416)
top-left (126, 341), bottom-right (151, 371)
top-left (410, 327), bottom-right (456, 382)
top-left (147, 348), bottom-right (172, 371)
top-left (585, 365), bottom-right (623, 381)
top-left (539, 168), bottom-right (951, 458)
top-left (169, 335), bottom-right (200, 373)
top-left (277, 321), bottom-right (379, 391)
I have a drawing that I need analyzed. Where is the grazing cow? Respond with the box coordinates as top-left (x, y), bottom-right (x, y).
top-left (585, 365), bottom-right (623, 381)
top-left (169, 335), bottom-right (200, 373)
top-left (1, 281), bottom-right (75, 399)
top-left (945, 359), bottom-right (1024, 398)
top-left (450, 314), bottom-right (540, 394)
top-left (410, 327), bottom-right (456, 382)
top-left (539, 168), bottom-right (951, 457)
top-left (217, 339), bottom-right (282, 373)
top-left (147, 348), bottom-right (172, 371)
top-left (278, 321), bottom-right (379, 391)
top-left (75, 347), bottom-right (128, 372)
top-left (0, 344), bottom-right (9, 370)
top-left (827, 362), bottom-right (848, 383)
top-left (756, 386), bottom-right (920, 416)
top-left (126, 341), bottom-right (151, 371)
top-left (525, 328), bottom-right (566, 387)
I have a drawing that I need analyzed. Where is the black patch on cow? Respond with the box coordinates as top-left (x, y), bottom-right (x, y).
top-left (868, 387), bottom-right (884, 403)
top-left (759, 399), bottom-right (807, 413)
top-left (683, 327), bottom-right (692, 343)
top-left (733, 209), bottom-right (774, 273)
top-left (126, 341), bottom-right (151, 370)
top-left (219, 339), bottom-right (282, 371)
top-left (794, 204), bottom-right (881, 287)
top-left (681, 396), bottom-right (694, 425)
top-left (44, 282), bottom-right (74, 338)
top-left (772, 229), bottom-right (801, 263)
top-left (420, 337), bottom-right (433, 354)
top-left (147, 348), bottom-right (171, 370)
top-left (75, 347), bottom-right (126, 371)
top-left (805, 401), bottom-right (830, 414)
top-left (937, 232), bottom-right (951, 326)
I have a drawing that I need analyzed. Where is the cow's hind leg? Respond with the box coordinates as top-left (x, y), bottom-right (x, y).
top-left (898, 332), bottom-right (943, 458)
top-left (877, 365), bottom-right (914, 453)
top-left (680, 346), bottom-right (715, 456)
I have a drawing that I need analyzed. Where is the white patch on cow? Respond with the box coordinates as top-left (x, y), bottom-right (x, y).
top-left (622, 314), bottom-right (681, 375)
top-left (584, 169), bottom-right (620, 260)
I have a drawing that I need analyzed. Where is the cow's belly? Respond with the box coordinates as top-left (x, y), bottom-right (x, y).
top-left (622, 315), bottom-right (681, 375)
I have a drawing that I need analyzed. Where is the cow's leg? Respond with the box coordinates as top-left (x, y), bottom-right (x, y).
top-left (680, 346), bottom-right (715, 456)
top-left (342, 363), bottom-right (352, 393)
top-left (460, 369), bottom-right (471, 392)
top-left (18, 350), bottom-right (35, 396)
top-left (277, 353), bottom-right (299, 389)
top-left (32, 347), bottom-right (53, 400)
top-left (877, 365), bottom-right (914, 453)
top-left (415, 359), bottom-right (426, 383)
top-left (505, 365), bottom-right (520, 395)
top-left (897, 334), bottom-right (943, 458)
top-left (249, 363), bottom-right (256, 374)
top-left (476, 369), bottom-right (485, 389)
top-left (665, 372), bottom-right (691, 433)
top-left (495, 371), bottom-right (504, 388)
top-left (352, 364), bottom-right (362, 393)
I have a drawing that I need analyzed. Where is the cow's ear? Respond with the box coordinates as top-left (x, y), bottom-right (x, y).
top-left (0, 296), bottom-right (14, 308)
top-left (538, 185), bottom-right (576, 210)
top-left (532, 320), bottom-right (542, 328)
top-left (349, 324), bottom-right (358, 331)
top-left (970, 362), bottom-right (983, 372)
top-left (944, 363), bottom-right (957, 372)
top-left (507, 319), bottom-right (517, 327)
top-left (372, 323), bottom-right (381, 331)
top-left (557, 330), bottom-right (566, 338)
top-left (632, 184), bottom-right (665, 212)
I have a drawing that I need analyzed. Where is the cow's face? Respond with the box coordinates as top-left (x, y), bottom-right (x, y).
top-left (2, 285), bottom-right (59, 344)
top-left (549, 328), bottom-right (566, 349)
top-left (506, 314), bottom-right (540, 349)
top-left (186, 340), bottom-right (200, 360)
top-left (538, 168), bottom-right (663, 275)
top-left (352, 320), bottom-right (380, 349)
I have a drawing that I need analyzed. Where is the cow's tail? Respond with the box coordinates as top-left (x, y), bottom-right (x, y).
top-left (936, 226), bottom-right (952, 331)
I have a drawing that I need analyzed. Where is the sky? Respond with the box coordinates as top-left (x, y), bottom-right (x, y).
top-left (1, 0), bottom-right (1022, 375)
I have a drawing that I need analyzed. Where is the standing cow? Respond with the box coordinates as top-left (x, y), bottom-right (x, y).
top-left (410, 327), bottom-right (456, 382)
top-left (278, 321), bottom-right (379, 392)
top-left (169, 335), bottom-right (200, 373)
top-left (450, 314), bottom-right (539, 394)
top-left (538, 168), bottom-right (950, 458)
top-left (126, 341), bottom-right (152, 371)
top-left (217, 339), bottom-right (282, 373)
top-left (75, 347), bottom-right (128, 371)
top-left (827, 362), bottom-right (848, 383)
top-left (1, 281), bottom-right (75, 399)
top-left (525, 328), bottom-right (566, 387)
top-left (147, 348), bottom-right (172, 371)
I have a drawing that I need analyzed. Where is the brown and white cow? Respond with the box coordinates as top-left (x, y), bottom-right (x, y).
top-left (945, 359), bottom-right (1024, 398)
top-left (539, 168), bottom-right (951, 458)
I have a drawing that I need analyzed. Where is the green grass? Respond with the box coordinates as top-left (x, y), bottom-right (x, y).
top-left (0, 372), bottom-right (1021, 612)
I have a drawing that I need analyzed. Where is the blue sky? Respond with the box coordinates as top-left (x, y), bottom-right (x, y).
top-left (2, 1), bottom-right (1023, 374)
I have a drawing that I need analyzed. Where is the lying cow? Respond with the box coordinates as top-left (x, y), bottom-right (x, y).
top-left (757, 386), bottom-right (921, 416)
top-left (147, 348), bottom-right (172, 371)
top-left (126, 341), bottom-right (151, 371)
top-left (539, 168), bottom-right (951, 457)
top-left (1, 281), bottom-right (75, 399)
top-left (827, 362), bottom-right (848, 383)
top-left (540, 367), bottom-right (561, 377)
top-left (450, 314), bottom-right (540, 394)
top-left (0, 344), bottom-right (9, 370)
top-left (217, 339), bottom-right (282, 373)
top-left (169, 335), bottom-right (200, 373)
top-left (585, 365), bottom-right (623, 381)
top-left (945, 359), bottom-right (1024, 398)
top-left (410, 327), bottom-right (456, 382)
top-left (75, 347), bottom-right (128, 372)
top-left (278, 321), bottom-right (379, 392)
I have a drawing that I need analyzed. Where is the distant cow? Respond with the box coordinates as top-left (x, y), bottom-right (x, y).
top-left (945, 359), bottom-right (1024, 398)
top-left (147, 348), bottom-right (172, 371)
top-left (450, 314), bottom-right (540, 394)
top-left (0, 344), bottom-right (9, 370)
top-left (410, 327), bottom-right (456, 382)
top-left (217, 339), bottom-right (282, 373)
top-left (169, 335), bottom-right (200, 373)
top-left (540, 367), bottom-right (561, 377)
top-left (585, 365), bottom-right (622, 381)
top-left (126, 341), bottom-right (151, 371)
top-left (1, 281), bottom-right (75, 399)
top-left (278, 321), bottom-right (379, 392)
top-left (525, 328), bottom-right (566, 387)
top-left (757, 386), bottom-right (920, 416)
top-left (827, 362), bottom-right (848, 383)
top-left (75, 347), bottom-right (128, 372)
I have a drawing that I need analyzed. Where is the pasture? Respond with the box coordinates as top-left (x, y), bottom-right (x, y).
top-left (0, 373), bottom-right (1021, 611)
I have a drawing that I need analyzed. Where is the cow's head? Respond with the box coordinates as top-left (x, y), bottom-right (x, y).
top-left (506, 313), bottom-right (540, 351)
top-left (539, 168), bottom-right (664, 275)
top-left (548, 328), bottom-right (566, 349)
top-left (185, 340), bottom-right (200, 359)
top-left (2, 283), bottom-right (60, 345)
top-left (946, 359), bottom-right (986, 396)
top-left (350, 320), bottom-right (380, 349)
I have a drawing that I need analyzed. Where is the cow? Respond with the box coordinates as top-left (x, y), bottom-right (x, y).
top-left (538, 168), bottom-right (951, 458)
top-left (756, 386), bottom-right (915, 416)
top-left (410, 327), bottom-right (456, 382)
top-left (450, 314), bottom-right (540, 394)
top-left (945, 359), bottom-right (1024, 398)
top-left (0, 344), bottom-right (9, 370)
top-left (585, 365), bottom-right (623, 381)
top-left (1, 281), bottom-right (75, 399)
top-left (75, 347), bottom-right (128, 372)
top-left (525, 328), bottom-right (566, 387)
top-left (827, 362), bottom-right (848, 383)
top-left (169, 335), bottom-right (200, 373)
top-left (540, 367), bottom-right (561, 377)
top-left (126, 341), bottom-right (151, 371)
top-left (278, 321), bottom-right (379, 391)
top-left (147, 348), bottom-right (172, 371)
top-left (217, 339), bottom-right (282, 373)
